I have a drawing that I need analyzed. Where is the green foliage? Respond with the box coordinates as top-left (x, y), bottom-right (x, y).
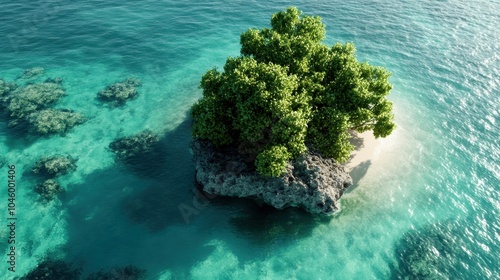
top-left (256, 145), bottom-right (291, 177)
top-left (191, 7), bottom-right (396, 177)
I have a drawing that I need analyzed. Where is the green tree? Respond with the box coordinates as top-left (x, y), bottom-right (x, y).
top-left (191, 7), bottom-right (395, 177)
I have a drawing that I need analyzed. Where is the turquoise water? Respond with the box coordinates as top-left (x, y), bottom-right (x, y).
top-left (0, 0), bottom-right (499, 279)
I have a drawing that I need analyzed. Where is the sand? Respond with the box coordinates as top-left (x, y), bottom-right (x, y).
top-left (344, 131), bottom-right (381, 173)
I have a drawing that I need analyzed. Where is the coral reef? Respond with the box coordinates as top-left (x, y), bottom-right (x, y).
top-left (44, 77), bottom-right (63, 84)
top-left (35, 179), bottom-right (64, 201)
top-left (191, 139), bottom-right (352, 215)
top-left (27, 109), bottom-right (86, 135)
top-left (31, 155), bottom-right (77, 201)
top-left (0, 81), bottom-right (66, 128)
top-left (394, 218), bottom-right (497, 279)
top-left (19, 67), bottom-right (45, 79)
top-left (0, 79), bottom-right (17, 96)
top-left (1, 70), bottom-right (85, 136)
top-left (2, 82), bottom-right (66, 119)
top-left (32, 155), bottom-right (77, 178)
top-left (20, 259), bottom-right (81, 280)
top-left (85, 265), bottom-right (147, 280)
top-left (0, 156), bottom-right (5, 169)
top-left (97, 77), bottom-right (142, 104)
top-left (109, 130), bottom-right (161, 163)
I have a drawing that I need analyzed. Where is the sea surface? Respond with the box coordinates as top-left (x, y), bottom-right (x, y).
top-left (0, 0), bottom-right (499, 279)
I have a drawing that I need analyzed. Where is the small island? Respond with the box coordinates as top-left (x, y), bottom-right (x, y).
top-left (191, 7), bottom-right (395, 214)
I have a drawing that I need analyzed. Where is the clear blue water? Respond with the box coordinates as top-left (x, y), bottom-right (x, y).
top-left (0, 0), bottom-right (499, 279)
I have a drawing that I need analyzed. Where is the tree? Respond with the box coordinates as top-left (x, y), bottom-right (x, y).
top-left (191, 7), bottom-right (395, 177)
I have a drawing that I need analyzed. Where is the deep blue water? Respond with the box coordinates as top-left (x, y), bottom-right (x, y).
top-left (0, 0), bottom-right (499, 279)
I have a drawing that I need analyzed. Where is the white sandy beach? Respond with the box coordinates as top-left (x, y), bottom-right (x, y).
top-left (344, 131), bottom-right (381, 173)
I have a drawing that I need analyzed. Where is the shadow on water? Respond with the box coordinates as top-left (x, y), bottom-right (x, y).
top-left (58, 114), bottom-right (337, 276)
top-left (117, 117), bottom-right (198, 231)
top-left (0, 118), bottom-right (39, 150)
top-left (111, 138), bottom-right (169, 179)
top-left (61, 117), bottom-right (218, 276)
top-left (346, 160), bottom-right (372, 193)
top-left (227, 202), bottom-right (331, 246)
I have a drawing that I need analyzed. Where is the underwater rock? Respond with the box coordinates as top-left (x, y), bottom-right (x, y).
top-left (85, 265), bottom-right (147, 280)
top-left (109, 130), bottom-right (161, 163)
top-left (20, 67), bottom-right (45, 79)
top-left (32, 155), bottom-right (77, 178)
top-left (2, 81), bottom-right (66, 121)
top-left (21, 259), bottom-right (81, 280)
top-left (35, 179), bottom-right (64, 200)
top-left (0, 156), bottom-right (6, 169)
top-left (97, 77), bottom-right (142, 104)
top-left (27, 108), bottom-right (86, 135)
top-left (44, 77), bottom-right (63, 84)
top-left (0, 78), bottom-right (17, 96)
top-left (191, 139), bottom-right (352, 215)
top-left (124, 77), bottom-right (141, 87)
top-left (393, 218), bottom-right (497, 279)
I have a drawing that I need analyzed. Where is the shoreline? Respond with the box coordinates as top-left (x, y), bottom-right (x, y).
top-left (344, 131), bottom-right (381, 174)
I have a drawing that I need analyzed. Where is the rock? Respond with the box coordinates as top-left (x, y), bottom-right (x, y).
top-left (20, 259), bottom-right (81, 280)
top-left (35, 179), bottom-right (64, 200)
top-left (85, 265), bottom-right (147, 280)
top-left (2, 81), bottom-right (66, 120)
top-left (20, 67), bottom-right (45, 79)
top-left (32, 155), bottom-right (77, 178)
top-left (97, 77), bottom-right (142, 104)
top-left (27, 108), bottom-right (86, 135)
top-left (191, 139), bottom-right (352, 215)
top-left (44, 77), bottom-right (63, 84)
top-left (124, 77), bottom-right (141, 87)
top-left (109, 130), bottom-right (161, 164)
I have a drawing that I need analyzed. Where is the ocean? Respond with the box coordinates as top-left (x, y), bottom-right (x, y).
top-left (0, 0), bottom-right (498, 279)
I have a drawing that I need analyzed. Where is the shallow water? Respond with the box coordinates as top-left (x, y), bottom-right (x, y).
top-left (0, 0), bottom-right (499, 279)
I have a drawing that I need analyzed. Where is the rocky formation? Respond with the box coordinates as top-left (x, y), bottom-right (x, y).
top-left (31, 155), bottom-right (77, 201)
top-left (35, 179), bottom-right (64, 201)
top-left (27, 108), bottom-right (86, 135)
top-left (109, 130), bottom-right (161, 163)
top-left (2, 81), bottom-right (66, 121)
top-left (85, 265), bottom-right (147, 280)
top-left (0, 74), bottom-right (86, 135)
top-left (19, 67), bottom-right (45, 79)
top-left (97, 77), bottom-right (142, 104)
top-left (0, 156), bottom-right (5, 169)
top-left (21, 259), bottom-right (81, 280)
top-left (32, 155), bottom-right (77, 177)
top-left (191, 139), bottom-right (352, 215)
top-left (393, 217), bottom-right (496, 279)
top-left (44, 77), bottom-right (63, 84)
top-left (0, 80), bottom-right (67, 129)
top-left (0, 79), bottom-right (17, 96)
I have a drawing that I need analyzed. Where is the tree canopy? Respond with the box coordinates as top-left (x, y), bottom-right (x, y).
top-left (191, 7), bottom-right (395, 177)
